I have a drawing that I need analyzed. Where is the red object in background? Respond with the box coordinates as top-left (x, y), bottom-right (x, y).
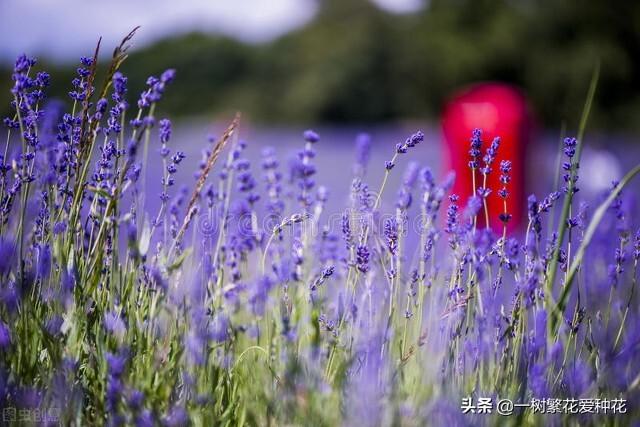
top-left (442, 83), bottom-right (530, 233)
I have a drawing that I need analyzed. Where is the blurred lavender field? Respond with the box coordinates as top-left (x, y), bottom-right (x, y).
top-left (155, 120), bottom-right (638, 219)
top-left (7, 118), bottom-right (636, 237)
top-left (2, 54), bottom-right (640, 422)
top-left (3, 2), bottom-right (640, 423)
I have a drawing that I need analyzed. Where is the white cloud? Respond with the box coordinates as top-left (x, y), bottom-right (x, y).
top-left (0, 0), bottom-right (317, 62)
top-left (370, 0), bottom-right (425, 14)
top-left (0, 0), bottom-right (426, 63)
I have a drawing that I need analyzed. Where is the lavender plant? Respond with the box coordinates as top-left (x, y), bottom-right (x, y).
top-left (0, 34), bottom-right (639, 426)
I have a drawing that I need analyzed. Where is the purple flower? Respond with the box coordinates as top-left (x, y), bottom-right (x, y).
top-left (303, 129), bottom-right (320, 143)
top-left (68, 57), bottom-right (94, 101)
top-left (149, 266), bottom-right (168, 291)
top-left (163, 406), bottom-right (188, 427)
top-left (529, 363), bottom-right (549, 397)
top-left (262, 147), bottom-right (284, 218)
top-left (445, 194), bottom-right (460, 235)
top-left (422, 229), bottom-right (435, 262)
top-left (137, 69), bottom-right (176, 108)
top-left (3, 117), bottom-right (19, 129)
top-left (127, 163), bottom-right (142, 183)
top-left (136, 410), bottom-right (155, 427)
top-left (406, 130), bottom-right (425, 147)
top-left (0, 321), bottom-right (11, 349)
top-left (498, 160), bottom-right (511, 176)
top-left (395, 188), bottom-right (412, 210)
top-left (310, 266), bottom-right (335, 291)
top-left (80, 56), bottom-right (93, 67)
top-left (36, 243), bottom-right (51, 279)
top-left (527, 194), bottom-right (542, 241)
top-left (126, 220), bottom-right (137, 246)
top-left (186, 330), bottom-right (206, 366)
top-left (384, 218), bottom-right (399, 255)
top-left (499, 159), bottom-right (512, 182)
top-left (499, 212), bottom-right (512, 224)
top-left (128, 389), bottom-right (144, 411)
top-left (476, 187), bottom-right (491, 199)
top-left (481, 137), bottom-right (500, 173)
top-left (563, 137), bottom-right (577, 158)
top-left (112, 72), bottom-right (128, 101)
top-left (566, 216), bottom-right (580, 229)
top-left (106, 376), bottom-right (123, 414)
top-left (159, 118), bottom-right (172, 143)
top-left (35, 71), bottom-right (50, 87)
top-left (104, 311), bottom-right (127, 337)
top-left (356, 244), bottom-right (370, 273)
top-left (0, 280), bottom-right (20, 313)
top-left (235, 157), bottom-right (259, 205)
top-left (538, 191), bottom-right (561, 213)
top-left (465, 195), bottom-right (482, 218)
top-left (0, 239), bottom-right (16, 276)
top-left (353, 133), bottom-right (371, 176)
top-left (322, 265), bottom-right (335, 278)
top-left (44, 315), bottom-right (63, 336)
top-left (420, 167), bottom-right (435, 192)
top-left (402, 161), bottom-right (420, 188)
top-left (394, 130), bottom-right (424, 156)
top-left (562, 136), bottom-right (580, 194)
top-left (294, 132), bottom-right (319, 209)
top-left (250, 275), bottom-right (275, 315)
top-left (211, 313), bottom-right (230, 342)
top-left (345, 334), bottom-right (387, 426)
top-left (161, 69), bottom-right (176, 84)
top-left (14, 54), bottom-right (36, 74)
top-left (468, 128), bottom-right (482, 169)
top-left (106, 351), bottom-right (127, 377)
top-left (342, 211), bottom-right (353, 250)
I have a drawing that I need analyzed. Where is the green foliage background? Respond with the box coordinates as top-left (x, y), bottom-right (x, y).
top-left (2, 0), bottom-right (640, 131)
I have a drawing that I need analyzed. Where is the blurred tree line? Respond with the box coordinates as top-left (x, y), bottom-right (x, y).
top-left (2, 0), bottom-right (640, 131)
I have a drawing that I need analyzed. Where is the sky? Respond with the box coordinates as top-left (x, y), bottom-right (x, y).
top-left (0, 0), bottom-right (425, 63)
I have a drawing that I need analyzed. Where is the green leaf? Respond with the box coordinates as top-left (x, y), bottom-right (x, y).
top-left (167, 248), bottom-right (192, 273)
top-left (86, 185), bottom-right (113, 200)
top-left (552, 162), bottom-right (640, 333)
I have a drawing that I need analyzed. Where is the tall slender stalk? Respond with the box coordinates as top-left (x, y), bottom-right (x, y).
top-left (545, 64), bottom-right (599, 305)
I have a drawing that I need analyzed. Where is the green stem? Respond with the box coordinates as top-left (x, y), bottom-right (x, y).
top-left (546, 64), bottom-right (599, 309)
top-left (614, 259), bottom-right (638, 350)
top-left (552, 162), bottom-right (640, 333)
